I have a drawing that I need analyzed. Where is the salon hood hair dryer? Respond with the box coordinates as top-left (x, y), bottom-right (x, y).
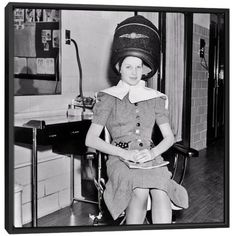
top-left (111, 15), bottom-right (161, 80)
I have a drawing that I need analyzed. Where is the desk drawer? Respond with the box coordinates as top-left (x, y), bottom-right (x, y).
top-left (14, 120), bottom-right (91, 148)
top-left (45, 120), bottom-right (91, 141)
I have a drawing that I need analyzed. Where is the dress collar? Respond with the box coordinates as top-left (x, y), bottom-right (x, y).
top-left (101, 80), bottom-right (168, 108)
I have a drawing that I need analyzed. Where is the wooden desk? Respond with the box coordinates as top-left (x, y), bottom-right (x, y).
top-left (14, 114), bottom-right (92, 227)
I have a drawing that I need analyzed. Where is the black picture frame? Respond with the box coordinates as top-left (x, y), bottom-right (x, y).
top-left (5, 2), bottom-right (230, 234)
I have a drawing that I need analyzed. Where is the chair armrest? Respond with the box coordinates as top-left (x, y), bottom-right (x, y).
top-left (169, 143), bottom-right (198, 185)
top-left (172, 143), bottom-right (199, 158)
top-left (84, 147), bottom-right (97, 159)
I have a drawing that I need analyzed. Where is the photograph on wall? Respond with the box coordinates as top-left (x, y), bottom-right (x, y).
top-left (25, 9), bottom-right (35, 23)
top-left (14, 8), bottom-right (25, 30)
top-left (43, 9), bottom-right (60, 22)
top-left (5, 2), bottom-right (229, 234)
top-left (52, 30), bottom-right (59, 48)
top-left (35, 9), bottom-right (43, 22)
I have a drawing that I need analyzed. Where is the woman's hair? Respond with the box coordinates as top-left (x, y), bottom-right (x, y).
top-left (117, 58), bottom-right (125, 73)
top-left (111, 15), bottom-right (160, 80)
top-left (117, 57), bottom-right (144, 73)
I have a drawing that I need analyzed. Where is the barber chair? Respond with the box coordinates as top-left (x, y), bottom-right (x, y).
top-left (84, 124), bottom-right (198, 225)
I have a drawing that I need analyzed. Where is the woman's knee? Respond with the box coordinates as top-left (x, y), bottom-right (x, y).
top-left (132, 188), bottom-right (149, 203)
top-left (150, 189), bottom-right (171, 206)
top-left (150, 189), bottom-right (172, 223)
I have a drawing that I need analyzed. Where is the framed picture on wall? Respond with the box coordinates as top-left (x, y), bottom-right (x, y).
top-left (5, 2), bottom-right (230, 234)
top-left (13, 6), bottom-right (61, 96)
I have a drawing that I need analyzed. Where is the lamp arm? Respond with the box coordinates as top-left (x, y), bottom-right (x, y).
top-left (71, 38), bottom-right (85, 112)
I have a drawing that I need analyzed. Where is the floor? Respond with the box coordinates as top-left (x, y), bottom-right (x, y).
top-left (24, 138), bottom-right (226, 228)
top-left (174, 138), bottom-right (226, 224)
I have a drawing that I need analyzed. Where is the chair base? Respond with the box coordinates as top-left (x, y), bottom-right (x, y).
top-left (71, 197), bottom-right (98, 207)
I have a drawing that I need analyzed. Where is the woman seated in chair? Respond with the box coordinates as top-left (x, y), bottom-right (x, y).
top-left (85, 15), bottom-right (188, 224)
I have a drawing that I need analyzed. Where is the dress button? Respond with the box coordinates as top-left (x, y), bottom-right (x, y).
top-left (135, 129), bottom-right (140, 134)
top-left (136, 115), bottom-right (140, 119)
top-left (136, 123), bottom-right (140, 127)
top-left (139, 143), bottom-right (143, 147)
top-left (134, 103), bottom-right (138, 106)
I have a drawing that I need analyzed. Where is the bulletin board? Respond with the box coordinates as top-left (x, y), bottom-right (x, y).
top-left (13, 8), bottom-right (61, 95)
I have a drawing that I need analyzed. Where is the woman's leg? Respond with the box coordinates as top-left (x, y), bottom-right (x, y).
top-left (126, 188), bottom-right (149, 224)
top-left (150, 189), bottom-right (172, 224)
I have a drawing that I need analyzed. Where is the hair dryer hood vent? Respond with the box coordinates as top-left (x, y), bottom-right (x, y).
top-left (111, 15), bottom-right (161, 80)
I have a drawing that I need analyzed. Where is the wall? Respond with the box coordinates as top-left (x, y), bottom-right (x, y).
top-left (14, 11), bottom-right (133, 116)
top-left (14, 146), bottom-right (71, 224)
top-left (14, 10), bottom-right (133, 225)
top-left (190, 14), bottom-right (210, 150)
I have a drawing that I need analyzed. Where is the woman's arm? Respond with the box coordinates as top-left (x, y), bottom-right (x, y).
top-left (85, 123), bottom-right (140, 161)
top-left (150, 122), bottom-right (175, 157)
top-left (136, 122), bottom-right (175, 163)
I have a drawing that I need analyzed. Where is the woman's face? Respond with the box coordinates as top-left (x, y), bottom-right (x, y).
top-left (120, 56), bottom-right (143, 86)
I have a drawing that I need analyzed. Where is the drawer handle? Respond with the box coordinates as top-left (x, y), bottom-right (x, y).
top-left (71, 130), bottom-right (80, 134)
top-left (48, 134), bottom-right (57, 138)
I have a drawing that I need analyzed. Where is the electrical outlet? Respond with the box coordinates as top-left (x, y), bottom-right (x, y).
top-left (65, 30), bottom-right (71, 45)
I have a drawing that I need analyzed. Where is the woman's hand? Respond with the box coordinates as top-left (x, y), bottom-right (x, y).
top-left (119, 148), bottom-right (155, 163)
top-left (134, 149), bottom-right (155, 163)
top-left (119, 149), bottom-right (140, 162)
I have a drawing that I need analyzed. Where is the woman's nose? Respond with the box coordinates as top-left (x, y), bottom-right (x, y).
top-left (131, 68), bottom-right (137, 75)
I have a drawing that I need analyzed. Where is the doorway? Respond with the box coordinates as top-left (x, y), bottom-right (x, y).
top-left (207, 13), bottom-right (225, 145)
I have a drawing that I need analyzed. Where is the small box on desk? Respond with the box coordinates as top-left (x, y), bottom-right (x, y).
top-left (67, 106), bottom-right (93, 120)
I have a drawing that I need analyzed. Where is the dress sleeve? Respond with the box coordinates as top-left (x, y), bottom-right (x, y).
top-left (155, 97), bottom-right (169, 125)
top-left (92, 92), bottom-right (114, 126)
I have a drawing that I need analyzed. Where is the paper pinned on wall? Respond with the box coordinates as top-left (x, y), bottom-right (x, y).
top-left (14, 22), bottom-right (36, 57)
top-left (36, 58), bottom-right (45, 74)
top-left (35, 9), bottom-right (43, 22)
top-left (45, 58), bottom-right (55, 74)
top-left (41, 29), bottom-right (51, 42)
top-left (36, 58), bottom-right (55, 74)
top-left (25, 9), bottom-right (35, 23)
top-left (14, 57), bottom-right (27, 74)
top-left (52, 30), bottom-right (59, 48)
top-left (43, 9), bottom-right (60, 22)
top-left (27, 58), bottom-right (37, 74)
top-left (14, 8), bottom-right (25, 30)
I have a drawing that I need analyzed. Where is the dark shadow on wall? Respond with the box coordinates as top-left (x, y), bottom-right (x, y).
top-left (15, 67), bottom-right (39, 95)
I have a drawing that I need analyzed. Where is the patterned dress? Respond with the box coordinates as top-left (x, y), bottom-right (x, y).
top-left (92, 92), bottom-right (188, 220)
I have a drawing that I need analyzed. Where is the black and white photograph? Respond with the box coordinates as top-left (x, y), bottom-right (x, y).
top-left (25, 9), bottom-right (35, 23)
top-left (4, 1), bottom-right (230, 235)
top-left (35, 9), bottom-right (43, 22)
